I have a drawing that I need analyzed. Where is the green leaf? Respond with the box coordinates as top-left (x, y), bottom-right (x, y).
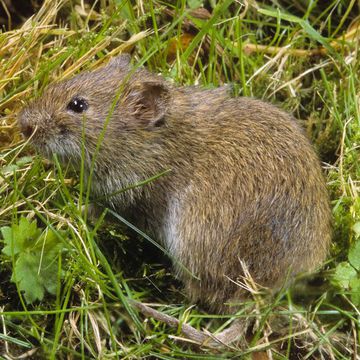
top-left (16, 156), bottom-right (33, 167)
top-left (0, 157), bottom-right (33, 174)
top-left (333, 262), bottom-right (357, 289)
top-left (349, 277), bottom-right (360, 306)
top-left (348, 241), bottom-right (360, 271)
top-left (1, 164), bottom-right (18, 173)
top-left (13, 254), bottom-right (45, 303)
top-left (187, 0), bottom-right (203, 9)
top-left (39, 231), bottom-right (65, 296)
top-left (1, 218), bottom-right (67, 303)
top-left (1, 226), bottom-right (13, 254)
top-left (17, 217), bottom-right (41, 249)
top-left (353, 222), bottom-right (360, 237)
top-left (2, 218), bottom-right (41, 256)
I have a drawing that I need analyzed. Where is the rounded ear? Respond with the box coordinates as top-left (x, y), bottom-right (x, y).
top-left (126, 81), bottom-right (170, 127)
top-left (108, 53), bottom-right (131, 71)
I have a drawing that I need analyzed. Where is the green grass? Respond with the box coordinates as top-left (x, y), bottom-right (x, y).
top-left (0, 0), bottom-right (359, 358)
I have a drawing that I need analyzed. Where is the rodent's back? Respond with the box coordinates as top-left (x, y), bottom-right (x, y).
top-left (155, 92), bottom-right (331, 309)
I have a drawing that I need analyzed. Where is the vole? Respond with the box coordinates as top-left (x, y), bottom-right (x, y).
top-left (18, 54), bottom-right (332, 347)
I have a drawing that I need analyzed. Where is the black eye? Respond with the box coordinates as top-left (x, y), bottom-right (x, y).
top-left (67, 97), bottom-right (88, 113)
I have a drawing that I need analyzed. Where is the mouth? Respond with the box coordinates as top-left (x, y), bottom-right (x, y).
top-left (43, 137), bottom-right (86, 166)
top-left (19, 125), bottom-right (47, 152)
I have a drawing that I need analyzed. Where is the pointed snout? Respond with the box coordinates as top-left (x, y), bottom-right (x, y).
top-left (18, 106), bottom-right (50, 142)
top-left (19, 118), bottom-right (34, 139)
top-left (18, 108), bottom-right (36, 139)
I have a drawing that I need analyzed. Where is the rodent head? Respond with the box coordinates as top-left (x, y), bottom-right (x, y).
top-left (18, 54), bottom-right (171, 167)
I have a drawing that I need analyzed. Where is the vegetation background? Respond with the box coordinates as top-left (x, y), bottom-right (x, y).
top-left (0, 0), bottom-right (359, 359)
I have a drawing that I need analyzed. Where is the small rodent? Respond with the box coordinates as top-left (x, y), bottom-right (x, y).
top-left (19, 54), bottom-right (332, 346)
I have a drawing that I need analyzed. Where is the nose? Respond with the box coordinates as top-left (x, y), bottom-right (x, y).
top-left (18, 112), bottom-right (35, 139)
top-left (22, 124), bottom-right (34, 138)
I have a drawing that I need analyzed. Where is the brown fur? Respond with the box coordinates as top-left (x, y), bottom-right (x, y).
top-left (19, 55), bottom-right (332, 316)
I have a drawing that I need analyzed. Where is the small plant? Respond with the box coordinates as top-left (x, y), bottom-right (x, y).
top-left (333, 223), bottom-right (360, 305)
top-left (1, 217), bottom-right (67, 304)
